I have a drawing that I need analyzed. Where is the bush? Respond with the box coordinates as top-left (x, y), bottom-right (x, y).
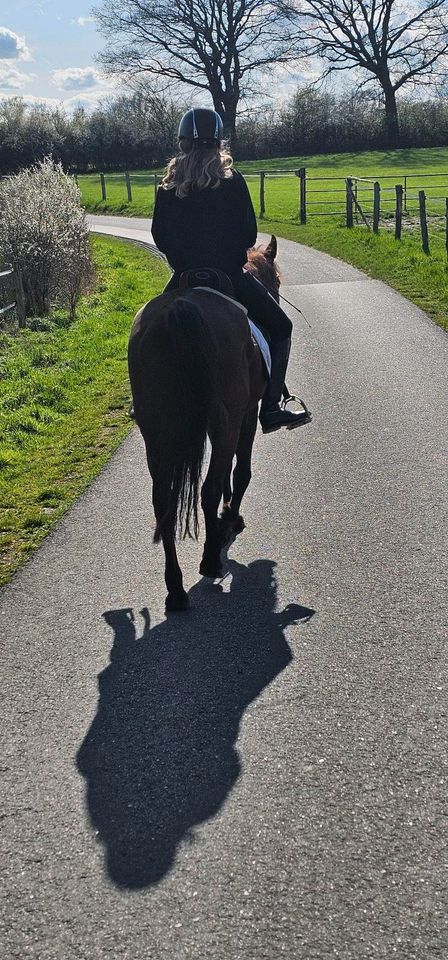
top-left (0, 158), bottom-right (94, 322)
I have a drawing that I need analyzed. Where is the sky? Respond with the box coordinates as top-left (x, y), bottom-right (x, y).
top-left (0, 0), bottom-right (116, 109)
top-left (0, 0), bottom-right (326, 112)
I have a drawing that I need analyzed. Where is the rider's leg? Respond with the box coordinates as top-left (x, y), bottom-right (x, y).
top-left (233, 272), bottom-right (311, 433)
top-left (233, 270), bottom-right (292, 339)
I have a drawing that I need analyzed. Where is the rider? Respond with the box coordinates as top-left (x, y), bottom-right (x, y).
top-left (151, 107), bottom-right (311, 434)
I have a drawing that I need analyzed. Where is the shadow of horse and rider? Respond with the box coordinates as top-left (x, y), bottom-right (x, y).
top-left (77, 558), bottom-right (315, 890)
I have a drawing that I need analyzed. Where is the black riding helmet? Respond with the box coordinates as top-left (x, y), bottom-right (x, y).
top-left (178, 108), bottom-right (224, 148)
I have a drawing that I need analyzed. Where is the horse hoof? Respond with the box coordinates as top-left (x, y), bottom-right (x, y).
top-left (166, 590), bottom-right (189, 612)
top-left (199, 559), bottom-right (224, 579)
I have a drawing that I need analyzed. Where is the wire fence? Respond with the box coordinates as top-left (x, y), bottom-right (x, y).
top-left (77, 167), bottom-right (448, 256)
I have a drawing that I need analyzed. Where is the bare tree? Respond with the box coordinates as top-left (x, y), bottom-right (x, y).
top-left (94, 0), bottom-right (303, 138)
top-left (287, 0), bottom-right (448, 145)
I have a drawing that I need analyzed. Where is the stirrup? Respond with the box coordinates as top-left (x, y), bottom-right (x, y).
top-left (281, 393), bottom-right (312, 421)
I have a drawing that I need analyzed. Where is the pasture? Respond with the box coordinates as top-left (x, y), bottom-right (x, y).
top-left (78, 146), bottom-right (448, 221)
top-left (79, 145), bottom-right (448, 332)
top-left (0, 235), bottom-right (169, 586)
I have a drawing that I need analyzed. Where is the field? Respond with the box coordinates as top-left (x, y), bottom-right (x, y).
top-left (78, 146), bottom-right (448, 221)
top-left (0, 235), bottom-right (169, 586)
top-left (78, 146), bottom-right (448, 332)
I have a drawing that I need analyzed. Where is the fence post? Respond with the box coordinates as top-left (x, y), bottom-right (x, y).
top-left (125, 172), bottom-right (132, 202)
top-left (154, 173), bottom-right (159, 204)
top-left (259, 171), bottom-right (266, 218)
top-left (404, 175), bottom-right (407, 212)
top-left (395, 184), bottom-right (403, 240)
top-left (15, 268), bottom-right (26, 329)
top-left (419, 190), bottom-right (429, 254)
top-left (346, 178), bottom-right (354, 227)
top-left (446, 199), bottom-right (448, 260)
top-left (298, 167), bottom-right (306, 224)
top-left (100, 173), bottom-right (106, 201)
top-left (373, 181), bottom-right (380, 233)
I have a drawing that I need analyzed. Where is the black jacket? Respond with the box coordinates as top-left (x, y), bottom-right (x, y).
top-left (151, 170), bottom-right (257, 277)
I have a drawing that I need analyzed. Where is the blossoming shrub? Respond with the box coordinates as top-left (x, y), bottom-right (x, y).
top-left (0, 158), bottom-right (94, 323)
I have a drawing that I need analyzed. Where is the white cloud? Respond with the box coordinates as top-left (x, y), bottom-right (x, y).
top-left (0, 64), bottom-right (35, 89)
top-left (15, 90), bottom-right (114, 113)
top-left (73, 16), bottom-right (95, 27)
top-left (50, 66), bottom-right (103, 91)
top-left (0, 27), bottom-right (32, 61)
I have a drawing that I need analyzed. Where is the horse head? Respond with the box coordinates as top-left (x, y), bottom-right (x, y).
top-left (245, 235), bottom-right (280, 301)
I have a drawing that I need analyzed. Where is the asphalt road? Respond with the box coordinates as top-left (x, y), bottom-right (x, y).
top-left (1, 216), bottom-right (447, 960)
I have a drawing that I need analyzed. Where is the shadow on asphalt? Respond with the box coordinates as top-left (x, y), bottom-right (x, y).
top-left (76, 558), bottom-right (315, 889)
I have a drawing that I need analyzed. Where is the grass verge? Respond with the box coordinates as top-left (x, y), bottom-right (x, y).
top-left (0, 234), bottom-right (170, 588)
top-left (265, 219), bottom-right (448, 332)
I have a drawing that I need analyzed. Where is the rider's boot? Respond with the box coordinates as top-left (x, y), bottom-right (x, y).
top-left (259, 337), bottom-right (311, 434)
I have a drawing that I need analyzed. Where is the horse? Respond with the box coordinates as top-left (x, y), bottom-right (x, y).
top-left (128, 236), bottom-right (280, 612)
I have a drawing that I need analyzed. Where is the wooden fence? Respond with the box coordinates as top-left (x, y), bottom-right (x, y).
top-left (0, 264), bottom-right (25, 327)
top-left (84, 167), bottom-right (448, 256)
top-left (343, 175), bottom-right (448, 255)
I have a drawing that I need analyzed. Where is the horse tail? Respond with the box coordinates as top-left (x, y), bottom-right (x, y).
top-left (154, 296), bottom-right (215, 544)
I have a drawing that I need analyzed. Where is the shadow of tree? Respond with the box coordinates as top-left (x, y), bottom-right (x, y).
top-left (76, 558), bottom-right (315, 889)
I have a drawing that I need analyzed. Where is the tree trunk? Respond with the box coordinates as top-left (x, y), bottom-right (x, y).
top-left (381, 81), bottom-right (400, 148)
top-left (222, 106), bottom-right (236, 143)
top-left (210, 89), bottom-right (237, 144)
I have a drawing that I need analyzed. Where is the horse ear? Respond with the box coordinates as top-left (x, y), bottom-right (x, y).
top-left (265, 235), bottom-right (277, 261)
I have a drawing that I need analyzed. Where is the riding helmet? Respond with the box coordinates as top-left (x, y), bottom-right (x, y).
top-left (178, 108), bottom-right (224, 146)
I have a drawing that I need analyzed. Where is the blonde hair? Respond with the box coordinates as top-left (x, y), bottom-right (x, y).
top-left (161, 143), bottom-right (233, 198)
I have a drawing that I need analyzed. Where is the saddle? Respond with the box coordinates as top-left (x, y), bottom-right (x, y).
top-left (178, 267), bottom-right (235, 297)
top-left (178, 267), bottom-right (271, 377)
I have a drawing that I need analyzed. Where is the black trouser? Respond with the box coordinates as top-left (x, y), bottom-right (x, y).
top-left (163, 269), bottom-right (292, 342)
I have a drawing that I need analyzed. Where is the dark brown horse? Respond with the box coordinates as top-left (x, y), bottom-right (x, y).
top-left (128, 237), bottom-right (279, 611)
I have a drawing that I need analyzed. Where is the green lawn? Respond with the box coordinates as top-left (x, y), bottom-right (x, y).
top-left (79, 145), bottom-right (448, 220)
top-left (0, 234), bottom-right (170, 587)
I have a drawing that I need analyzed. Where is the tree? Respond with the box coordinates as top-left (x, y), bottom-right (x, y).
top-left (94, 0), bottom-right (302, 139)
top-left (288, 0), bottom-right (448, 146)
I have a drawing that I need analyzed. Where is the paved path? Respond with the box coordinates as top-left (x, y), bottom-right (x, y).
top-left (2, 216), bottom-right (447, 960)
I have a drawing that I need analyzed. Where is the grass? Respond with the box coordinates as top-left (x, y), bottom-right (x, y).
top-left (80, 141), bottom-right (448, 334)
top-left (78, 145), bottom-right (448, 220)
top-left (268, 219), bottom-right (448, 332)
top-left (0, 234), bottom-right (170, 587)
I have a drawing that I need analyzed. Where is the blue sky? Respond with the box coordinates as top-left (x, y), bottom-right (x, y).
top-left (0, 0), bottom-right (116, 108)
top-left (0, 1), bottom-right (325, 111)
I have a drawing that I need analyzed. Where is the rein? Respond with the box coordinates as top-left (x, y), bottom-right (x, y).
top-left (279, 293), bottom-right (312, 330)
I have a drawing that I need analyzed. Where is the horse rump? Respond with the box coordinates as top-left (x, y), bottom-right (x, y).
top-left (130, 295), bottom-right (217, 543)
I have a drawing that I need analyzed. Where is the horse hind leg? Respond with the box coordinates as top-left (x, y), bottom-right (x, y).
top-left (221, 405), bottom-right (258, 541)
top-left (223, 469), bottom-right (232, 509)
top-left (149, 453), bottom-right (189, 612)
top-left (160, 526), bottom-right (189, 612)
top-left (199, 442), bottom-right (236, 579)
